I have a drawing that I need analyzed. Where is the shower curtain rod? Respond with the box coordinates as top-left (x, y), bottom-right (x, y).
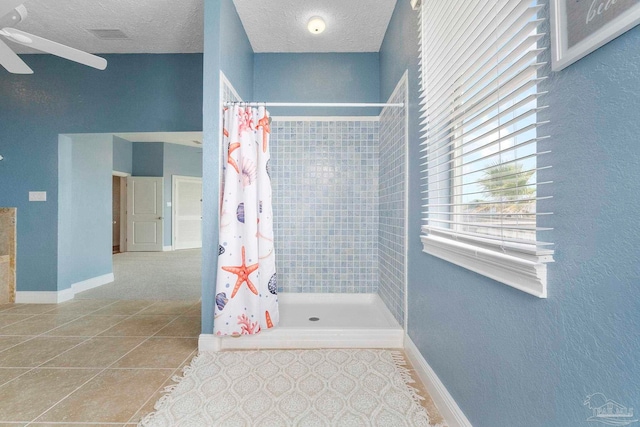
top-left (223, 101), bottom-right (404, 108)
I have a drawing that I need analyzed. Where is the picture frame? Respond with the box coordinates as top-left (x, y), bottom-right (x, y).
top-left (550, 0), bottom-right (640, 71)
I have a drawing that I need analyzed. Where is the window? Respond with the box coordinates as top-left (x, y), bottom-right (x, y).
top-left (419, 0), bottom-right (553, 297)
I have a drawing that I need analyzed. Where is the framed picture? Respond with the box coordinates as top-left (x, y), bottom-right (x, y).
top-left (550, 0), bottom-right (640, 71)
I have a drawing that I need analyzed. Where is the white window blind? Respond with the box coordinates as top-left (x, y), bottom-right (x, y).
top-left (418, 0), bottom-right (554, 297)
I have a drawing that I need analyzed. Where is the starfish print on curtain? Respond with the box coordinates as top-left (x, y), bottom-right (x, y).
top-left (215, 105), bottom-right (278, 336)
top-left (222, 246), bottom-right (259, 298)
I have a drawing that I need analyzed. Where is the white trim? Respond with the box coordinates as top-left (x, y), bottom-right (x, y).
top-left (550, 0), bottom-right (640, 71)
top-left (224, 102), bottom-right (403, 108)
top-left (199, 333), bottom-right (221, 352)
top-left (271, 116), bottom-right (380, 122)
top-left (172, 175), bottom-right (203, 251)
top-left (71, 273), bottom-right (114, 294)
top-left (220, 72), bottom-right (242, 103)
top-left (112, 170), bottom-right (130, 177)
top-left (163, 246), bottom-right (173, 252)
top-left (16, 288), bottom-right (74, 304)
top-left (404, 335), bottom-right (473, 427)
top-left (199, 328), bottom-right (403, 351)
top-left (16, 272), bottom-right (114, 303)
top-left (398, 70), bottom-right (410, 330)
top-left (119, 176), bottom-right (127, 253)
top-left (421, 234), bottom-right (549, 298)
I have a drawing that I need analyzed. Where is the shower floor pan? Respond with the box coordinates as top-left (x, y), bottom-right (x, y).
top-left (210, 293), bottom-right (404, 350)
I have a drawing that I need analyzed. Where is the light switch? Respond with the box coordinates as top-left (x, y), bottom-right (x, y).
top-left (166, 202), bottom-right (172, 207)
top-left (29, 191), bottom-right (47, 202)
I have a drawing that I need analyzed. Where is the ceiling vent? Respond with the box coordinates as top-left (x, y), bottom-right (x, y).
top-left (87, 29), bottom-right (129, 40)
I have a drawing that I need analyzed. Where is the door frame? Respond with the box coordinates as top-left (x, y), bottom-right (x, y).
top-left (172, 175), bottom-right (203, 251)
top-left (113, 171), bottom-right (130, 253)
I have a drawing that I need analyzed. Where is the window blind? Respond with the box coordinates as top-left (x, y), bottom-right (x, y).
top-left (418, 0), bottom-right (554, 296)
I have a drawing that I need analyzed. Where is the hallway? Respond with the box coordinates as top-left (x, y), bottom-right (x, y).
top-left (77, 249), bottom-right (201, 301)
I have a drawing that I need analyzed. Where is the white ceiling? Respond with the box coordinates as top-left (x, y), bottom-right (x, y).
top-left (7, 0), bottom-right (203, 54)
top-left (2, 0), bottom-right (397, 55)
top-left (233, 0), bottom-right (398, 53)
top-left (114, 132), bottom-right (203, 148)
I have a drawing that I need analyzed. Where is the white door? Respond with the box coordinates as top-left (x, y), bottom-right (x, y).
top-left (126, 177), bottom-right (164, 252)
top-left (173, 176), bottom-right (202, 250)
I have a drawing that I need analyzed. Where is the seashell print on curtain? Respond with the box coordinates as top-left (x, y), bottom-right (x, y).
top-left (214, 105), bottom-right (278, 336)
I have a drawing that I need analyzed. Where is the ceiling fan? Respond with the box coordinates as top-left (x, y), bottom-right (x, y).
top-left (0, 0), bottom-right (107, 74)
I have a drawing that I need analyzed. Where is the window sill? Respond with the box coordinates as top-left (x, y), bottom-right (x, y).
top-left (421, 234), bottom-right (552, 298)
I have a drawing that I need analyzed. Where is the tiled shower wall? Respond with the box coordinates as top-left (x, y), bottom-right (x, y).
top-left (378, 76), bottom-right (407, 327)
top-left (270, 120), bottom-right (379, 293)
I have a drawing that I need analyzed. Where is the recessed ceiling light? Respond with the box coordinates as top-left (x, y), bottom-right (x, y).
top-left (307, 17), bottom-right (326, 35)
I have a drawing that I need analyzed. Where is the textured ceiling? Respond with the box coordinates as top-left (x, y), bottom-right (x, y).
top-left (232, 0), bottom-right (397, 53)
top-left (5, 0), bottom-right (203, 54)
top-left (1, 0), bottom-right (397, 55)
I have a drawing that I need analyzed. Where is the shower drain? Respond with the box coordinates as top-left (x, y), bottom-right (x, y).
top-left (308, 317), bottom-right (320, 322)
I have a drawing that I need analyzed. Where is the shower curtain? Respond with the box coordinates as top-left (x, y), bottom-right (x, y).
top-left (214, 105), bottom-right (278, 336)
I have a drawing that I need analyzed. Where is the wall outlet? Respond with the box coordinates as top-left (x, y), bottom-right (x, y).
top-left (29, 191), bottom-right (47, 202)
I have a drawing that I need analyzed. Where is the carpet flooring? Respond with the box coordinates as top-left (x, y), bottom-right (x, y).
top-left (76, 250), bottom-right (201, 301)
top-left (140, 349), bottom-right (446, 427)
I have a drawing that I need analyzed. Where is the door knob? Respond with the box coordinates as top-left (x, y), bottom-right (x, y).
top-left (157, 217), bottom-right (163, 220)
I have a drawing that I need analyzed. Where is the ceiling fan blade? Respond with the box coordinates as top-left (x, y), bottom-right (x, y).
top-left (2, 28), bottom-right (107, 70)
top-left (0, 0), bottom-right (24, 21)
top-left (0, 37), bottom-right (32, 73)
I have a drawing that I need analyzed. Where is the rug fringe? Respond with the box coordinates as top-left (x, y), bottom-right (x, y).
top-left (137, 352), bottom-right (203, 427)
top-left (389, 350), bottom-right (447, 427)
top-left (139, 350), bottom-right (448, 427)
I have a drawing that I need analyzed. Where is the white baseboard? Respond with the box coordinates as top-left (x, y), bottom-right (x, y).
top-left (199, 328), bottom-right (404, 352)
top-left (404, 335), bottom-right (472, 427)
top-left (163, 246), bottom-right (173, 252)
top-left (199, 334), bottom-right (221, 352)
top-left (16, 288), bottom-right (74, 304)
top-left (16, 273), bottom-right (114, 304)
top-left (71, 273), bottom-right (114, 294)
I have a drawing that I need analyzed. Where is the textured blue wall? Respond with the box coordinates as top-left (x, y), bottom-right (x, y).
top-left (0, 54), bottom-right (202, 292)
top-left (254, 53), bottom-right (381, 116)
top-left (57, 134), bottom-right (113, 290)
top-left (202, 0), bottom-right (254, 334)
top-left (112, 136), bottom-right (133, 174)
top-left (381, 0), bottom-right (640, 425)
top-left (163, 143), bottom-right (203, 247)
top-left (132, 142), bottom-right (164, 177)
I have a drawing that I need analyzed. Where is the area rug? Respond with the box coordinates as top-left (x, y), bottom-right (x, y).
top-left (139, 349), bottom-right (445, 427)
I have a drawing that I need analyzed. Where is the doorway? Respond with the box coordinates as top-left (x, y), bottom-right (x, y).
top-left (172, 175), bottom-right (203, 250)
top-left (112, 172), bottom-right (129, 254)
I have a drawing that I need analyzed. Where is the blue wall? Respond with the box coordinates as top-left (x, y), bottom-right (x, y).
top-left (381, 0), bottom-right (640, 425)
top-left (254, 53), bottom-right (381, 116)
top-left (163, 143), bottom-right (203, 247)
top-left (202, 0), bottom-right (254, 334)
top-left (113, 136), bottom-right (133, 174)
top-left (0, 54), bottom-right (202, 292)
top-left (132, 142), bottom-right (164, 177)
top-left (57, 134), bottom-right (113, 290)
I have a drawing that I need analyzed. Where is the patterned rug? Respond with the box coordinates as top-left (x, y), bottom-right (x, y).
top-left (139, 349), bottom-right (445, 427)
